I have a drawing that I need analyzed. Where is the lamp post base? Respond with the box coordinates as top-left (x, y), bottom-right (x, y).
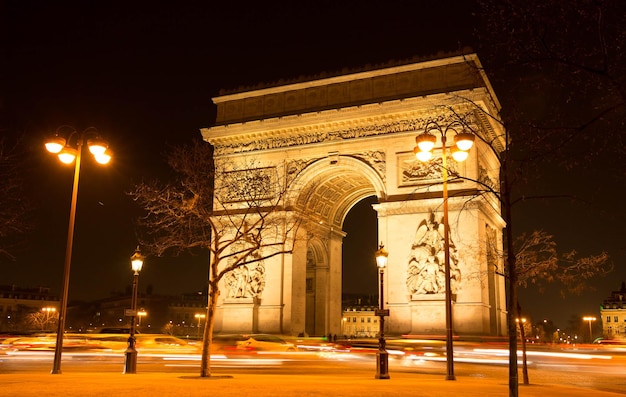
top-left (375, 350), bottom-right (390, 379)
top-left (124, 338), bottom-right (137, 374)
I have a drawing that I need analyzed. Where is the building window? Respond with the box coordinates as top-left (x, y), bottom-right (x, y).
top-left (353, 317), bottom-right (356, 322)
top-left (615, 316), bottom-right (619, 323)
top-left (367, 318), bottom-right (371, 323)
top-left (607, 316), bottom-right (611, 323)
top-left (361, 317), bottom-right (365, 323)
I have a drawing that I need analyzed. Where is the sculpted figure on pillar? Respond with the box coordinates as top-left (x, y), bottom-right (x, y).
top-left (407, 211), bottom-right (461, 296)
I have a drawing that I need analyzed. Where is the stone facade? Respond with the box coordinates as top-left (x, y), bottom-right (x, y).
top-left (201, 53), bottom-right (507, 337)
top-left (600, 282), bottom-right (626, 340)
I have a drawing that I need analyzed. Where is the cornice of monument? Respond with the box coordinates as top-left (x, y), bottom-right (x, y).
top-left (214, 53), bottom-right (480, 101)
top-left (203, 89), bottom-right (496, 156)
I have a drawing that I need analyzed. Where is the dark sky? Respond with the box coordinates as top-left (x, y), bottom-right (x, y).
top-left (3, 1), bottom-right (624, 330)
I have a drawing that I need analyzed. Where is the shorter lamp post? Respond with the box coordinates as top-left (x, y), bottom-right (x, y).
top-left (374, 243), bottom-right (390, 380)
top-left (194, 313), bottom-right (206, 339)
top-left (583, 316), bottom-right (596, 343)
top-left (124, 247), bottom-right (144, 374)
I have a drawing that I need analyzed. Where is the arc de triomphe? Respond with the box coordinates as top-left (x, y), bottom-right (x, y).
top-left (201, 53), bottom-right (507, 337)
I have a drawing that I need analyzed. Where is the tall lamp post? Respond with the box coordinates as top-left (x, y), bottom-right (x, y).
top-left (414, 120), bottom-right (475, 381)
top-left (583, 316), bottom-right (596, 343)
top-left (45, 126), bottom-right (111, 375)
top-left (124, 247), bottom-right (144, 374)
top-left (374, 243), bottom-right (390, 379)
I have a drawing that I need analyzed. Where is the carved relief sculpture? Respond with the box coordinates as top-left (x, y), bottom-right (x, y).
top-left (407, 211), bottom-right (461, 297)
top-left (224, 244), bottom-right (266, 299)
top-left (225, 262), bottom-right (266, 299)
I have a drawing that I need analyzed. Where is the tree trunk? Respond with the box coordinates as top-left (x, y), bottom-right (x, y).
top-left (200, 280), bottom-right (219, 377)
top-left (502, 154), bottom-right (519, 397)
top-left (517, 303), bottom-right (529, 385)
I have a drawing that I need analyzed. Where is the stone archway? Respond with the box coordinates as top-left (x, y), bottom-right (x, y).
top-left (201, 53), bottom-right (507, 337)
top-left (287, 156), bottom-right (384, 337)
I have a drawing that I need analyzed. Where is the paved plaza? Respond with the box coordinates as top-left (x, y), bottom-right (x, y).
top-left (0, 371), bottom-right (622, 397)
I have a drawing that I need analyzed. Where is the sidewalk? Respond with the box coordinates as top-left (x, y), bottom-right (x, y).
top-left (0, 371), bottom-right (622, 397)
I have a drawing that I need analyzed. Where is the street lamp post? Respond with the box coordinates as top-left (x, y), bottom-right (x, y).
top-left (124, 247), bottom-right (144, 374)
top-left (194, 313), bottom-right (206, 339)
top-left (45, 126), bottom-right (111, 375)
top-left (583, 316), bottom-right (596, 343)
top-left (374, 243), bottom-right (390, 380)
top-left (414, 120), bottom-right (475, 381)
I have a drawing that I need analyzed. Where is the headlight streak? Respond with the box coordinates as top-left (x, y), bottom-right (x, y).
top-left (472, 348), bottom-right (612, 360)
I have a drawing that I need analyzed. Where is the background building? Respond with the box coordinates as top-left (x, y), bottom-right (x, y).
top-left (0, 285), bottom-right (59, 331)
top-left (342, 306), bottom-right (378, 338)
top-left (600, 281), bottom-right (626, 340)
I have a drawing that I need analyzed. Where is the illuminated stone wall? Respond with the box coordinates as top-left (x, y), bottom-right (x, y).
top-left (202, 53), bottom-right (507, 337)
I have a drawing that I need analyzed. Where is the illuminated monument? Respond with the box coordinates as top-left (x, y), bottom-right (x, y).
top-left (201, 53), bottom-right (507, 337)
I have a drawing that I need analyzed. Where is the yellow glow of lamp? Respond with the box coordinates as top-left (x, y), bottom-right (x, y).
top-left (413, 146), bottom-right (433, 161)
top-left (58, 147), bottom-right (78, 164)
top-left (87, 139), bottom-right (108, 155)
top-left (131, 248), bottom-right (144, 274)
top-left (94, 151), bottom-right (112, 164)
top-left (45, 136), bottom-right (66, 154)
top-left (415, 134), bottom-right (436, 152)
top-left (451, 147), bottom-right (469, 162)
top-left (375, 243), bottom-right (388, 269)
top-left (454, 132), bottom-right (475, 151)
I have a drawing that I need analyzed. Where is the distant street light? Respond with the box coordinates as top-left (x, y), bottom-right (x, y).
top-left (39, 307), bottom-right (58, 331)
top-left (194, 313), bottom-right (206, 339)
top-left (124, 247), bottom-right (144, 374)
top-left (515, 317), bottom-right (529, 385)
top-left (45, 126), bottom-right (111, 375)
top-left (583, 316), bottom-right (596, 343)
top-left (414, 120), bottom-right (475, 381)
top-left (137, 310), bottom-right (147, 329)
top-left (374, 243), bottom-right (390, 380)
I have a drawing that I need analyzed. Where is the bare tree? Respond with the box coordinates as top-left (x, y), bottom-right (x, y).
top-left (468, 3), bottom-right (626, 394)
top-left (26, 308), bottom-right (58, 331)
top-left (129, 139), bottom-right (304, 377)
top-left (511, 230), bottom-right (610, 385)
top-left (515, 230), bottom-right (611, 297)
top-left (434, 72), bottom-right (615, 392)
top-left (0, 135), bottom-right (32, 261)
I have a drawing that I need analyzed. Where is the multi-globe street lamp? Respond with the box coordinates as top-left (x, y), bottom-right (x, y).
top-left (583, 316), bottom-right (596, 343)
top-left (45, 126), bottom-right (111, 375)
top-left (374, 243), bottom-right (390, 380)
top-left (414, 120), bottom-right (475, 381)
top-left (124, 247), bottom-right (144, 374)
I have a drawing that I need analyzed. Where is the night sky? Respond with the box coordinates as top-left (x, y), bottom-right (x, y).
top-left (3, 1), bottom-right (624, 330)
